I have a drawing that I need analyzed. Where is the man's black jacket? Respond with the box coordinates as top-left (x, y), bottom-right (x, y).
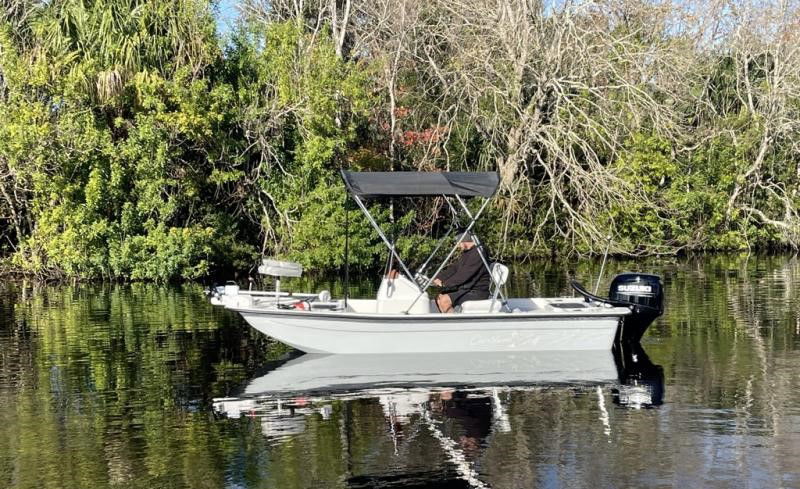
top-left (436, 246), bottom-right (491, 293)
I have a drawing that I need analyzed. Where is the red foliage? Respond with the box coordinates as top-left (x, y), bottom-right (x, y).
top-left (394, 106), bottom-right (411, 118)
top-left (399, 126), bottom-right (448, 147)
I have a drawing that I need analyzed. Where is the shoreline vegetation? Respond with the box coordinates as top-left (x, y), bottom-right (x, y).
top-left (2, 1), bottom-right (800, 282)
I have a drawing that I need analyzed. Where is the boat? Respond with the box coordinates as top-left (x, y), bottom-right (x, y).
top-left (210, 170), bottom-right (664, 353)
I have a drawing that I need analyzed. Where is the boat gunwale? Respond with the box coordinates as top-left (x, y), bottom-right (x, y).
top-left (228, 305), bottom-right (631, 321)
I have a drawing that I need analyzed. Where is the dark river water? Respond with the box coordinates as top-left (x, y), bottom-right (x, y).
top-left (1, 255), bottom-right (799, 489)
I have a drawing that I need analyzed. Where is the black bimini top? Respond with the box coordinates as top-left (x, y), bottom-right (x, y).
top-left (341, 170), bottom-right (500, 198)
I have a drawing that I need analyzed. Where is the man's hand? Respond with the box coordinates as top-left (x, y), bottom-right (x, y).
top-left (433, 278), bottom-right (442, 286)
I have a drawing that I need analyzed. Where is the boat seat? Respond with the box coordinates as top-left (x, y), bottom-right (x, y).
top-left (459, 299), bottom-right (504, 313)
top-left (459, 262), bottom-right (510, 313)
top-left (489, 262), bottom-right (509, 306)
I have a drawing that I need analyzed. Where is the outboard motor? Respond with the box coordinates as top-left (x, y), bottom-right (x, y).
top-left (571, 272), bottom-right (664, 343)
top-left (608, 273), bottom-right (664, 343)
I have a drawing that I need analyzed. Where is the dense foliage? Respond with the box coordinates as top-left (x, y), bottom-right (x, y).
top-left (1, 0), bottom-right (799, 280)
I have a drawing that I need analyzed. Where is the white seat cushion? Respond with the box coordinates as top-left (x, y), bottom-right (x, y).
top-left (459, 299), bottom-right (504, 314)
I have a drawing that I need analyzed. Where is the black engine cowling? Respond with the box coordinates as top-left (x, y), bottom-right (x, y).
top-left (570, 273), bottom-right (664, 343)
top-left (609, 273), bottom-right (663, 314)
top-left (609, 273), bottom-right (664, 343)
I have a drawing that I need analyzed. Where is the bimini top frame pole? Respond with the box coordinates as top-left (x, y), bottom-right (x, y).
top-left (404, 196), bottom-right (493, 312)
top-left (340, 170), bottom-right (502, 307)
top-left (350, 193), bottom-right (417, 283)
top-left (452, 194), bottom-right (508, 306)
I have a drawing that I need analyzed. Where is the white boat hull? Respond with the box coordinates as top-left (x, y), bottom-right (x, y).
top-left (237, 309), bottom-right (624, 353)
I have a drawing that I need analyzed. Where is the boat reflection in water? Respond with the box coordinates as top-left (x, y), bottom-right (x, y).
top-left (612, 341), bottom-right (665, 409)
top-left (214, 344), bottom-right (664, 488)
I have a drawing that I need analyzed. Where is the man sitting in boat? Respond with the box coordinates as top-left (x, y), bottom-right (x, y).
top-left (432, 232), bottom-right (491, 313)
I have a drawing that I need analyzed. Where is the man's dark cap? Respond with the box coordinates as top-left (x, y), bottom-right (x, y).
top-left (456, 230), bottom-right (475, 243)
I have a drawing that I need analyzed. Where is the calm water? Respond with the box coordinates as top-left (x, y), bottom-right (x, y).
top-left (1, 255), bottom-right (800, 489)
